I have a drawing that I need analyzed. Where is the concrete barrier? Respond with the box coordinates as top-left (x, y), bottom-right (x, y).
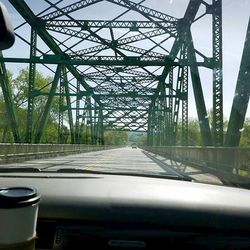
top-left (0, 144), bottom-right (120, 164)
top-left (142, 146), bottom-right (250, 175)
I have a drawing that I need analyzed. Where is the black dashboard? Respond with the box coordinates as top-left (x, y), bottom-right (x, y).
top-left (1, 172), bottom-right (250, 249)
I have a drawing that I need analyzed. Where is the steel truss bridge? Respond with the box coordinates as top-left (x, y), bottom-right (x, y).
top-left (0, 0), bottom-right (249, 147)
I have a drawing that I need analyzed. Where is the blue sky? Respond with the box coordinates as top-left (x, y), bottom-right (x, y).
top-left (1, 0), bottom-right (250, 120)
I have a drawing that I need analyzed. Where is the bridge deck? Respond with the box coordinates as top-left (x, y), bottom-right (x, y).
top-left (4, 147), bottom-right (222, 185)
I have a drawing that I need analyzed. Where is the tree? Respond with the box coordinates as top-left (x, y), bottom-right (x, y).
top-left (0, 68), bottom-right (61, 143)
top-left (174, 118), bottom-right (201, 146)
top-left (239, 119), bottom-right (250, 147)
top-left (188, 119), bottom-right (201, 146)
top-left (104, 130), bottom-right (128, 145)
top-left (128, 132), bottom-right (147, 146)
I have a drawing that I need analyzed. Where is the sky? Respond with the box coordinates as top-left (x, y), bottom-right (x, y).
top-left (1, 0), bottom-right (250, 120)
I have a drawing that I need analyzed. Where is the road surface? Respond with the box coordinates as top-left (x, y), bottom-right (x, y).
top-left (3, 147), bottom-right (222, 184)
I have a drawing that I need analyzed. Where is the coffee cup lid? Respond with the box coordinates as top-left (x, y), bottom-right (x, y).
top-left (0, 187), bottom-right (40, 208)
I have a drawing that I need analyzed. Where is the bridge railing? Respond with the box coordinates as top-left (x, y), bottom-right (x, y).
top-left (142, 146), bottom-right (250, 177)
top-left (0, 143), bottom-right (120, 163)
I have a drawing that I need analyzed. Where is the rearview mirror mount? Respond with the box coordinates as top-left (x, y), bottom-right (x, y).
top-left (0, 2), bottom-right (15, 50)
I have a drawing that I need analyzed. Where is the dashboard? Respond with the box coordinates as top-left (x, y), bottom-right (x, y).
top-left (1, 172), bottom-right (250, 249)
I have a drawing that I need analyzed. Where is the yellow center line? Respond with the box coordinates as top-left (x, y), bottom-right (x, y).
top-left (83, 153), bottom-right (122, 170)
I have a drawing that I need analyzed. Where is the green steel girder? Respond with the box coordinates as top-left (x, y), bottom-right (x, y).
top-left (43, 2), bottom-right (127, 58)
top-left (26, 29), bottom-right (37, 143)
top-left (41, 0), bottom-right (103, 20)
top-left (34, 65), bottom-right (61, 143)
top-left (86, 75), bottom-right (156, 82)
top-left (83, 106), bottom-right (104, 144)
top-left (167, 68), bottom-right (174, 145)
top-left (114, 28), bottom-right (174, 45)
top-left (93, 65), bottom-right (138, 74)
top-left (2, 0), bottom-right (224, 146)
top-left (1, 56), bottom-right (177, 67)
top-left (86, 97), bottom-right (94, 144)
top-left (46, 26), bottom-right (172, 57)
top-left (103, 110), bottom-right (147, 120)
top-left (154, 84), bottom-right (167, 146)
top-left (116, 68), bottom-right (155, 78)
top-left (99, 109), bottom-right (104, 145)
top-left (172, 66), bottom-right (183, 143)
top-left (186, 29), bottom-right (212, 146)
top-left (63, 68), bottom-right (76, 144)
top-left (147, 108), bottom-right (153, 145)
top-left (58, 71), bottom-right (65, 144)
top-left (45, 18), bottom-right (177, 53)
top-left (45, 23), bottom-right (219, 69)
top-left (89, 65), bottom-right (155, 78)
top-left (46, 20), bottom-right (176, 29)
top-left (75, 80), bottom-right (81, 143)
top-left (94, 85), bottom-right (155, 96)
top-left (8, 0), bottom-right (101, 105)
top-left (58, 68), bottom-right (67, 144)
top-left (103, 119), bottom-right (147, 128)
top-left (0, 53), bottom-right (20, 142)
top-left (89, 70), bottom-right (158, 94)
top-left (100, 98), bottom-right (151, 109)
top-left (70, 43), bottom-right (167, 59)
top-left (32, 89), bottom-right (165, 99)
top-left (181, 46), bottom-right (189, 146)
top-left (93, 104), bottom-right (98, 144)
top-left (72, 107), bottom-right (161, 112)
top-left (79, 97), bottom-right (97, 144)
top-left (105, 127), bottom-right (146, 132)
top-left (225, 18), bottom-right (250, 147)
top-left (106, 0), bottom-right (178, 23)
top-left (0, 55), bottom-right (212, 68)
top-left (212, 0), bottom-right (223, 146)
top-left (105, 119), bottom-right (148, 130)
top-left (149, 0), bottom-right (212, 146)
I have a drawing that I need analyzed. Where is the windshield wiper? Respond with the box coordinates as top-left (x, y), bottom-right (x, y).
top-left (0, 167), bottom-right (41, 173)
top-left (56, 168), bottom-right (193, 182)
top-left (0, 166), bottom-right (192, 182)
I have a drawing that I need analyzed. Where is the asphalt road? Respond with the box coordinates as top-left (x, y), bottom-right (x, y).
top-left (5, 147), bottom-right (170, 173)
top-left (3, 147), bottom-right (222, 184)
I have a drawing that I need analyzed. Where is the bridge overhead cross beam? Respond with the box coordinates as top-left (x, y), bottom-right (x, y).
top-left (2, 0), bottom-right (226, 146)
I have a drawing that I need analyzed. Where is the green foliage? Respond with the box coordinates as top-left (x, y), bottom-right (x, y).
top-left (41, 119), bottom-right (60, 144)
top-left (0, 68), bottom-right (61, 143)
top-left (11, 68), bottom-right (52, 108)
top-left (175, 118), bottom-right (201, 146)
top-left (77, 124), bottom-right (92, 144)
top-left (104, 130), bottom-right (128, 145)
top-left (239, 119), bottom-right (250, 147)
top-left (128, 132), bottom-right (147, 146)
top-left (188, 119), bottom-right (202, 146)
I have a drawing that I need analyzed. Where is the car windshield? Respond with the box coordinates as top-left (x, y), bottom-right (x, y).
top-left (0, 0), bottom-right (250, 189)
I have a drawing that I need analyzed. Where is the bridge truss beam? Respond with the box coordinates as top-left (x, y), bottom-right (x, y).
top-left (1, 0), bottom-right (225, 146)
top-left (225, 18), bottom-right (250, 147)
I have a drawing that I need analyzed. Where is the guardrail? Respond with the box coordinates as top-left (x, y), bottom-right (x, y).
top-left (0, 143), bottom-right (121, 164)
top-left (142, 146), bottom-right (250, 177)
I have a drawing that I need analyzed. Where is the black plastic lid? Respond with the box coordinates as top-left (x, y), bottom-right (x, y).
top-left (0, 187), bottom-right (40, 208)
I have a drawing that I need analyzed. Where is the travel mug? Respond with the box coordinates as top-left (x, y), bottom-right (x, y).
top-left (0, 187), bottom-right (40, 250)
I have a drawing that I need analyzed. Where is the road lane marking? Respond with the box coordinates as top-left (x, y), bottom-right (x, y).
top-left (83, 152), bottom-right (123, 169)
